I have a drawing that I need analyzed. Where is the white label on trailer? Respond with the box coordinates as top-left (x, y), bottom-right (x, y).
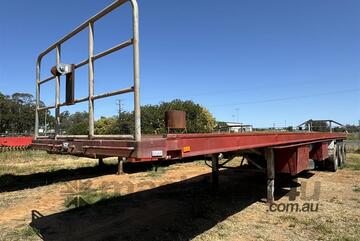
top-left (152, 150), bottom-right (163, 157)
top-left (63, 142), bottom-right (69, 149)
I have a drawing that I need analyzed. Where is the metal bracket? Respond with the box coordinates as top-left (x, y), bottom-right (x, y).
top-left (51, 63), bottom-right (74, 76)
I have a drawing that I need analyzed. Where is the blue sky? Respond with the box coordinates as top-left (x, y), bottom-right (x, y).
top-left (0, 0), bottom-right (359, 127)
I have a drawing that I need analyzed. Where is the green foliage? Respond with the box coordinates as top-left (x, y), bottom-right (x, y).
top-left (94, 99), bottom-right (217, 135)
top-left (61, 111), bottom-right (89, 135)
top-left (343, 153), bottom-right (360, 171)
top-left (353, 186), bottom-right (360, 192)
top-left (215, 121), bottom-right (228, 131)
top-left (286, 126), bottom-right (293, 131)
top-left (95, 117), bottom-right (118, 135)
top-left (335, 125), bottom-right (360, 133)
top-left (347, 133), bottom-right (360, 141)
top-left (310, 120), bottom-right (329, 132)
top-left (141, 99), bottom-right (216, 134)
top-left (0, 92), bottom-right (54, 135)
top-left (0, 92), bottom-right (216, 136)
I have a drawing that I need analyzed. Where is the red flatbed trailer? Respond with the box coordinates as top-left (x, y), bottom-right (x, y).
top-left (31, 0), bottom-right (347, 202)
top-left (32, 132), bottom-right (345, 163)
top-left (32, 131), bottom-right (347, 203)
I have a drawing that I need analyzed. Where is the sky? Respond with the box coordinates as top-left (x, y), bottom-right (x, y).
top-left (0, 0), bottom-right (359, 128)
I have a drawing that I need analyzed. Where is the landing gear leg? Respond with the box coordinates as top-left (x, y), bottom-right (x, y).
top-left (211, 154), bottom-right (219, 191)
top-left (117, 157), bottom-right (124, 175)
top-left (98, 157), bottom-right (104, 167)
top-left (265, 148), bottom-right (275, 203)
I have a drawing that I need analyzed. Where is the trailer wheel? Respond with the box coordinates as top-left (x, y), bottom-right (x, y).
top-left (337, 142), bottom-right (346, 167)
top-left (341, 143), bottom-right (347, 165)
top-left (327, 143), bottom-right (339, 172)
top-left (337, 143), bottom-right (343, 167)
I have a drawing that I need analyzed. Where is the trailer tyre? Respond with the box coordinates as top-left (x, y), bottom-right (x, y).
top-left (337, 143), bottom-right (342, 167)
top-left (327, 144), bottom-right (339, 172)
top-left (337, 142), bottom-right (346, 167)
top-left (341, 143), bottom-right (347, 165)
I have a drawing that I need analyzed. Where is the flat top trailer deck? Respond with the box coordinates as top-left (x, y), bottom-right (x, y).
top-left (32, 132), bottom-right (346, 162)
top-left (31, 0), bottom-right (347, 203)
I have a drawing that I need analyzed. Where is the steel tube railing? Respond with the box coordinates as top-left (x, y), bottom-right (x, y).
top-left (92, 87), bottom-right (134, 101)
top-left (39, 75), bottom-right (56, 85)
top-left (88, 22), bottom-right (95, 138)
top-left (35, 60), bottom-right (40, 137)
top-left (59, 96), bottom-right (89, 107)
top-left (38, 105), bottom-right (56, 111)
top-left (55, 45), bottom-right (61, 137)
top-left (35, 0), bottom-right (141, 141)
top-left (37, 0), bottom-right (129, 60)
top-left (94, 39), bottom-right (133, 60)
top-left (131, 0), bottom-right (141, 142)
top-left (38, 87), bottom-right (134, 111)
top-left (74, 59), bottom-right (89, 69)
top-left (73, 39), bottom-right (132, 69)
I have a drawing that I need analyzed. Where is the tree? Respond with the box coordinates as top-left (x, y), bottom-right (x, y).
top-left (215, 121), bottom-right (229, 132)
top-left (0, 92), bottom-right (36, 135)
top-left (133, 99), bottom-right (216, 134)
top-left (59, 111), bottom-right (89, 135)
top-left (138, 100), bottom-right (216, 134)
top-left (310, 120), bottom-right (329, 132)
top-left (95, 117), bottom-right (118, 135)
top-left (91, 99), bottom-right (217, 135)
top-left (0, 92), bottom-right (217, 136)
top-left (12, 93), bottom-right (34, 105)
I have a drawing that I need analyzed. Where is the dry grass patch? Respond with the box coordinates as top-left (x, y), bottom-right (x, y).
top-left (2, 225), bottom-right (40, 241)
top-left (342, 153), bottom-right (360, 171)
top-left (0, 151), bottom-right (98, 176)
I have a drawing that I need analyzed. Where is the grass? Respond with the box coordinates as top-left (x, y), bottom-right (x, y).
top-left (64, 190), bottom-right (121, 209)
top-left (0, 150), bottom-right (97, 176)
top-left (341, 153), bottom-right (360, 171)
top-left (146, 166), bottom-right (167, 178)
top-left (303, 218), bottom-right (333, 234)
top-left (353, 186), bottom-right (360, 192)
top-left (0, 149), bottom-right (359, 241)
top-left (280, 215), bottom-right (360, 241)
top-left (4, 225), bottom-right (39, 241)
top-left (0, 192), bottom-right (27, 209)
top-left (347, 147), bottom-right (360, 154)
top-left (350, 198), bottom-right (360, 204)
top-left (347, 133), bottom-right (360, 141)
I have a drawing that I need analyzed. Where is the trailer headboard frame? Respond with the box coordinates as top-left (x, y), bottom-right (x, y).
top-left (35, 0), bottom-right (141, 141)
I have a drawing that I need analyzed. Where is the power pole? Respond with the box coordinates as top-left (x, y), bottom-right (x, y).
top-left (235, 108), bottom-right (239, 123)
top-left (116, 99), bottom-right (123, 119)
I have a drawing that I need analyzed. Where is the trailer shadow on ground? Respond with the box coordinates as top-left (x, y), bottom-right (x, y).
top-left (0, 159), bottom-right (192, 193)
top-left (30, 168), bottom-right (307, 241)
top-left (0, 165), bottom-right (116, 192)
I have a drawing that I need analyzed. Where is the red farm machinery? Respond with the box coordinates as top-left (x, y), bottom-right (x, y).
top-left (0, 137), bottom-right (33, 152)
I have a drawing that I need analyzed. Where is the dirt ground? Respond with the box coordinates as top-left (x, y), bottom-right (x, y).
top-left (0, 151), bottom-right (359, 241)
